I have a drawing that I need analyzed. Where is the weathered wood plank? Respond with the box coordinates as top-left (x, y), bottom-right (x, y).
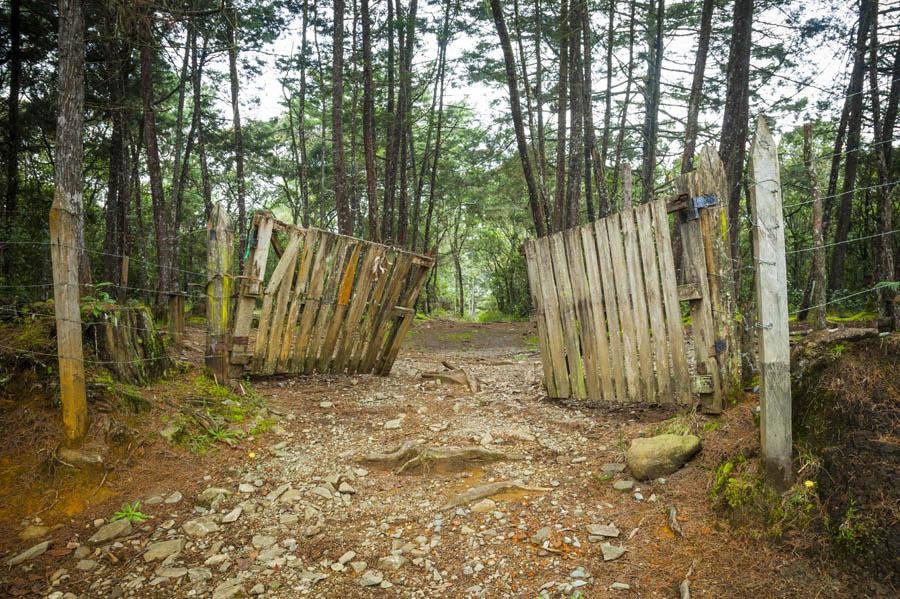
top-left (378, 260), bottom-right (434, 374)
top-left (653, 198), bottom-right (692, 403)
top-left (749, 116), bottom-right (792, 490)
top-left (524, 240), bottom-right (558, 397)
top-left (675, 173), bottom-right (719, 410)
top-left (205, 204), bottom-right (234, 382)
top-left (621, 208), bottom-right (657, 403)
top-left (290, 233), bottom-right (334, 371)
top-left (318, 242), bottom-right (361, 372)
top-left (305, 236), bottom-right (351, 374)
top-left (254, 231), bottom-right (302, 370)
top-left (677, 283), bottom-right (702, 301)
top-left (231, 212), bottom-right (274, 366)
top-left (606, 215), bottom-right (640, 402)
top-left (533, 237), bottom-right (570, 398)
top-left (593, 219), bottom-right (627, 402)
top-left (263, 232), bottom-right (303, 374)
top-left (580, 224), bottom-right (616, 402)
top-left (279, 229), bottom-right (318, 366)
top-left (360, 253), bottom-right (413, 373)
top-left (636, 203), bottom-right (671, 402)
top-left (348, 250), bottom-right (394, 373)
top-left (564, 227), bottom-right (602, 400)
top-left (549, 233), bottom-right (586, 399)
top-left (334, 245), bottom-right (382, 372)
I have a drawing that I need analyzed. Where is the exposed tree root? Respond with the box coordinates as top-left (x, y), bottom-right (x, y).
top-left (443, 479), bottom-right (551, 509)
top-left (359, 441), bottom-right (524, 474)
top-left (421, 361), bottom-right (480, 392)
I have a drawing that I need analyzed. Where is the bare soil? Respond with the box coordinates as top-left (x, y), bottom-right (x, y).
top-left (0, 319), bottom-right (890, 598)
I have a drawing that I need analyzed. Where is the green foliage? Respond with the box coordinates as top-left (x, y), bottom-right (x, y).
top-left (835, 501), bottom-right (878, 552)
top-left (112, 501), bottom-right (149, 523)
top-left (711, 456), bottom-right (755, 509)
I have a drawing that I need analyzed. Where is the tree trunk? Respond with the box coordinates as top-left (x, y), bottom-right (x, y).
top-left (581, 4), bottom-right (605, 219)
top-left (611, 0), bottom-right (636, 205)
top-left (382, 0), bottom-right (398, 241)
top-left (829, 0), bottom-right (874, 292)
top-left (803, 124), bottom-right (827, 330)
top-left (3, 0), bottom-right (22, 274)
top-left (102, 13), bottom-right (129, 297)
top-left (139, 34), bottom-right (171, 303)
top-left (641, 0), bottom-right (664, 204)
top-left (489, 0), bottom-right (547, 237)
top-left (565, 0), bottom-right (583, 228)
top-left (332, 0), bottom-right (352, 235)
top-left (600, 0), bottom-right (614, 171)
top-left (55, 0), bottom-right (89, 290)
top-left (299, 0), bottom-right (311, 228)
top-left (192, 38), bottom-right (212, 221)
top-left (361, 0), bottom-right (378, 240)
top-left (553, 0), bottom-right (569, 231)
top-left (718, 0), bottom-right (753, 289)
top-left (681, 0), bottom-right (714, 172)
top-left (534, 0), bottom-right (551, 229)
top-left (867, 11), bottom-right (899, 329)
top-left (226, 3), bottom-right (247, 256)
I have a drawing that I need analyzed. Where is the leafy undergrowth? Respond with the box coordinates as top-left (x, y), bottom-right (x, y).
top-left (709, 333), bottom-right (899, 590)
top-left (157, 373), bottom-right (274, 453)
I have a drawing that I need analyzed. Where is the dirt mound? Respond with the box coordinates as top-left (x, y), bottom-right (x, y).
top-left (793, 332), bottom-right (900, 584)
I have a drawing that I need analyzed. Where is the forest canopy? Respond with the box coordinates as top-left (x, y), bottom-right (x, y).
top-left (0, 0), bottom-right (898, 325)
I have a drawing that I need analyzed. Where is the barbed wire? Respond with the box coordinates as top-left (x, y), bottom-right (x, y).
top-left (782, 178), bottom-right (900, 210)
top-left (788, 284), bottom-right (888, 316)
top-left (785, 228), bottom-right (900, 255)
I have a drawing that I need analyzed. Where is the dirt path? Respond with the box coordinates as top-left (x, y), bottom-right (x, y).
top-left (3, 320), bottom-right (856, 598)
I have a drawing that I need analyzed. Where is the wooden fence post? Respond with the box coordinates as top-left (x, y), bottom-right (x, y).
top-left (206, 204), bottom-right (233, 382)
top-left (749, 115), bottom-right (792, 490)
top-left (50, 201), bottom-right (88, 444)
top-left (168, 292), bottom-right (186, 344)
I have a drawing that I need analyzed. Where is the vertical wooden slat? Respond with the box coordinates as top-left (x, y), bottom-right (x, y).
top-left (263, 232), bottom-right (303, 374)
top-left (606, 215), bottom-right (640, 401)
top-left (621, 209), bottom-right (656, 402)
top-left (564, 228), bottom-right (601, 400)
top-left (534, 238), bottom-right (570, 398)
top-left (231, 212), bottom-right (274, 365)
top-left (580, 224), bottom-right (616, 402)
top-left (524, 240), bottom-right (558, 398)
top-left (290, 233), bottom-right (334, 371)
top-left (305, 236), bottom-right (351, 373)
top-left (360, 253), bottom-right (413, 373)
top-left (653, 199), bottom-right (692, 403)
top-left (334, 245), bottom-right (382, 372)
top-left (593, 219), bottom-right (627, 402)
top-left (676, 175), bottom-right (719, 409)
top-left (636, 203), bottom-right (671, 401)
top-left (254, 231), bottom-right (302, 369)
top-left (549, 233), bottom-right (586, 399)
top-left (279, 229), bottom-right (318, 366)
top-left (378, 259), bottom-right (435, 374)
top-left (348, 250), bottom-right (395, 373)
top-left (318, 242), bottom-right (361, 372)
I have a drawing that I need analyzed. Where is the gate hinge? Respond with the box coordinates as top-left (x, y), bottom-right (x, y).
top-left (687, 194), bottom-right (718, 221)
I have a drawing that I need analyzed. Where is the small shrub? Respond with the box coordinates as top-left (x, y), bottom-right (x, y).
top-left (112, 501), bottom-right (149, 523)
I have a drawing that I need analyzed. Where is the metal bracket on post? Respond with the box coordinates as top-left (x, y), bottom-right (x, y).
top-left (687, 194), bottom-right (718, 221)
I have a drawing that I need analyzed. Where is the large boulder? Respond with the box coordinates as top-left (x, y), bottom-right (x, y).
top-left (626, 434), bottom-right (701, 480)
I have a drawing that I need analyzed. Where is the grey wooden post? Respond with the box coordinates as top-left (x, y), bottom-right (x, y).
top-left (206, 204), bottom-right (234, 382)
top-left (749, 115), bottom-right (792, 490)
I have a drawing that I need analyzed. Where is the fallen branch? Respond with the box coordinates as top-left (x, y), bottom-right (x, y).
top-left (679, 559), bottom-right (696, 599)
top-left (443, 479), bottom-right (551, 509)
top-left (421, 361), bottom-right (480, 392)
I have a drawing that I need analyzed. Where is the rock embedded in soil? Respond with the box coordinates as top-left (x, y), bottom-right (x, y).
top-left (586, 524), bottom-right (619, 538)
top-left (183, 517), bottom-right (219, 538)
top-left (197, 487), bottom-right (231, 507)
top-left (601, 463), bottom-right (627, 474)
top-left (143, 538), bottom-right (184, 562)
top-left (600, 543), bottom-right (626, 561)
top-left (470, 498), bottom-right (496, 513)
top-left (5, 540), bottom-right (51, 566)
top-left (222, 507), bottom-right (242, 523)
top-left (626, 434), bottom-right (701, 480)
top-left (252, 534), bottom-right (277, 549)
top-left (359, 570), bottom-right (385, 586)
top-left (384, 418), bottom-right (403, 430)
top-left (612, 479), bottom-right (635, 491)
top-left (165, 491), bottom-right (183, 504)
top-left (88, 518), bottom-right (132, 545)
top-left (378, 555), bottom-right (407, 571)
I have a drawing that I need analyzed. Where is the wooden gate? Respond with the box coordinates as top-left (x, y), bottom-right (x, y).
top-left (229, 212), bottom-right (434, 377)
top-left (525, 147), bottom-right (739, 410)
